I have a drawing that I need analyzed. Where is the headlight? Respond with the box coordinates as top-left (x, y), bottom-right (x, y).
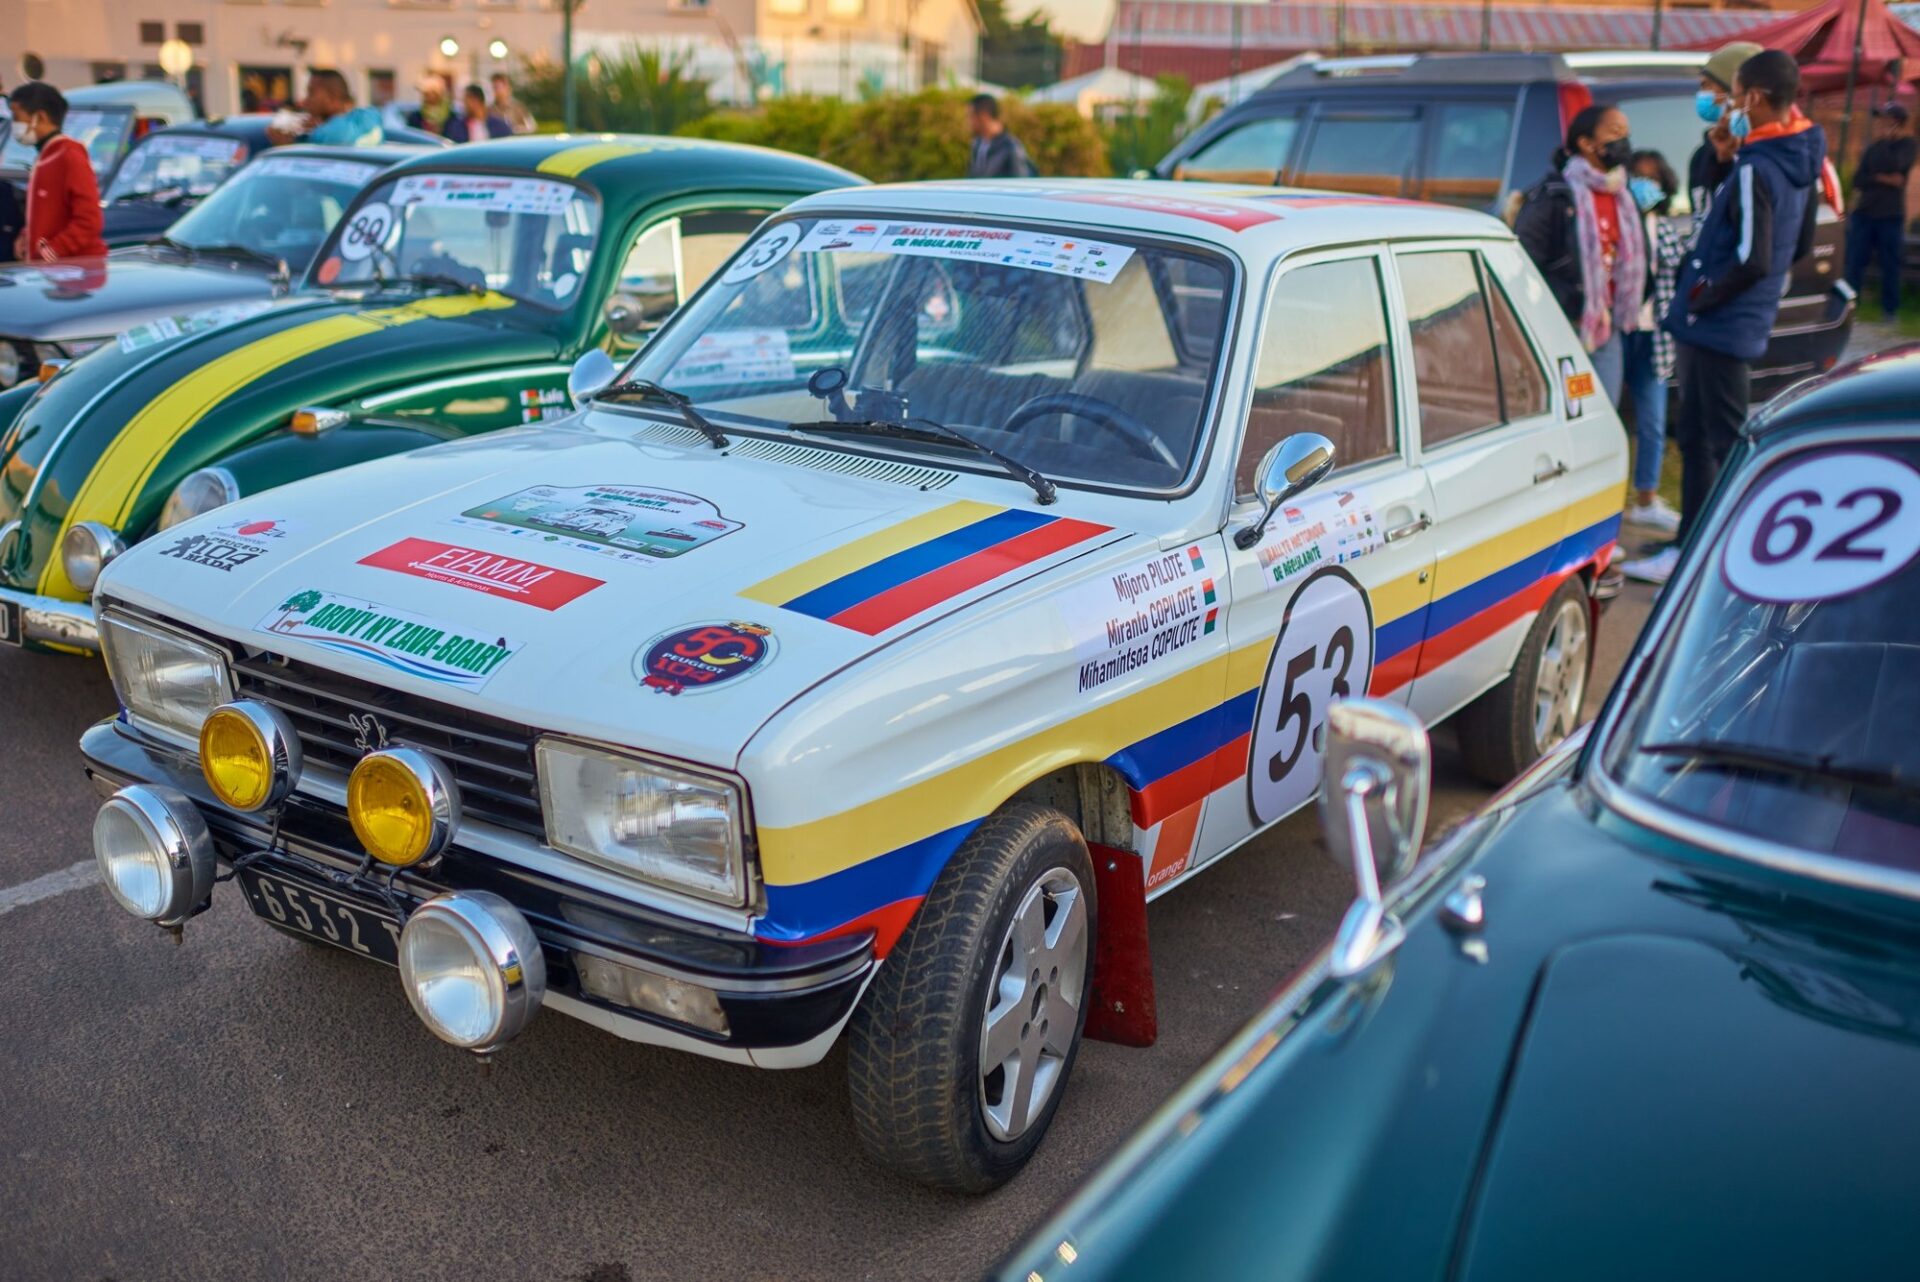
top-left (99, 611), bottom-right (234, 749)
top-left (400, 891), bottom-right (546, 1052)
top-left (0, 341), bottom-right (29, 388)
top-left (537, 739), bottom-right (751, 906)
top-left (93, 784), bottom-right (216, 924)
top-left (158, 466), bottom-right (240, 532)
top-left (62, 521), bottom-right (125, 594)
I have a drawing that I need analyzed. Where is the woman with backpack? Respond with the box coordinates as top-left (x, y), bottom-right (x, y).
top-left (1514, 103), bottom-right (1646, 406)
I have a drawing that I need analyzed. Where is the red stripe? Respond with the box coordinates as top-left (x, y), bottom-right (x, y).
top-left (1369, 646), bottom-right (1422, 697)
top-left (1130, 733), bottom-right (1249, 829)
top-left (826, 517), bottom-right (1109, 635)
top-left (1417, 569), bottom-right (1568, 676)
top-left (761, 895), bottom-right (925, 959)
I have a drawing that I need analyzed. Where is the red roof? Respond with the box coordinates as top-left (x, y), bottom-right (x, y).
top-left (1678, 0), bottom-right (1920, 89)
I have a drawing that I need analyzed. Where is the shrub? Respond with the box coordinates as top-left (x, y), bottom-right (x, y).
top-left (516, 46), bottom-right (713, 136)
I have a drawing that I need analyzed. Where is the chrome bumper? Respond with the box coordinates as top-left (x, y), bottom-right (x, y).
top-left (0, 583), bottom-right (98, 651)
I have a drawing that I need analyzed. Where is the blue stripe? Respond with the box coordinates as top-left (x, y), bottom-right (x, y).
top-left (1376, 610), bottom-right (1427, 664)
top-left (1424, 513), bottom-right (1621, 641)
top-left (757, 821), bottom-right (980, 941)
top-left (781, 509), bottom-right (1055, 619)
top-left (1107, 688), bottom-right (1257, 788)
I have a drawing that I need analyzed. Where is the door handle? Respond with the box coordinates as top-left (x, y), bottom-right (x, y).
top-left (1385, 513), bottom-right (1431, 543)
top-left (1533, 460), bottom-right (1569, 485)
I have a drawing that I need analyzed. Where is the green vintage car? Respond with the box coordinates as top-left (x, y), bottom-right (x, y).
top-left (0, 135), bottom-right (859, 652)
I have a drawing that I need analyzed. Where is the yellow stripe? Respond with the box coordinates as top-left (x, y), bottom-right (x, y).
top-left (536, 138), bottom-right (689, 179)
top-left (38, 293), bottom-right (512, 599)
top-left (1429, 486), bottom-right (1620, 602)
top-left (740, 500), bottom-right (1005, 606)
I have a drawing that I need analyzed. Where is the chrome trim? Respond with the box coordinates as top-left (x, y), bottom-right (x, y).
top-left (1440, 873), bottom-right (1487, 933)
top-left (61, 520), bottom-right (125, 593)
top-left (290, 405), bottom-right (349, 434)
top-left (94, 784), bottom-right (216, 925)
top-left (0, 582), bottom-right (100, 650)
top-left (202, 700), bottom-right (304, 812)
top-left (358, 364), bottom-right (573, 411)
top-left (350, 746), bottom-right (461, 867)
top-left (399, 890), bottom-right (547, 1053)
top-left (158, 465), bottom-right (241, 531)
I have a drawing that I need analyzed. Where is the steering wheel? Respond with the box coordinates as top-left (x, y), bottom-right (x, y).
top-left (1003, 393), bottom-right (1180, 472)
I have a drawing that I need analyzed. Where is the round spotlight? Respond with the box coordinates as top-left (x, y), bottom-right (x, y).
top-left (62, 521), bottom-right (126, 594)
top-left (93, 785), bottom-right (216, 924)
top-left (200, 701), bottom-right (302, 812)
top-left (439, 35), bottom-right (460, 58)
top-left (348, 747), bottom-right (459, 868)
top-left (399, 891), bottom-right (546, 1051)
top-left (488, 38), bottom-right (509, 60)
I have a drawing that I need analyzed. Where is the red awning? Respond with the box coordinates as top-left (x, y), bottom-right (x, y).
top-left (1678, 0), bottom-right (1920, 91)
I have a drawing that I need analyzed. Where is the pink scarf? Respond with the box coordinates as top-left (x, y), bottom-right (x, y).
top-left (1562, 156), bottom-right (1646, 352)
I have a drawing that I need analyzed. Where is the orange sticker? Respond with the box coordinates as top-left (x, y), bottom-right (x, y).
top-left (1564, 370), bottom-right (1596, 401)
top-left (316, 256), bottom-right (342, 285)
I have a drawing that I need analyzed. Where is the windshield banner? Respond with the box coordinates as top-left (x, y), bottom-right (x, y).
top-left (391, 174), bottom-right (575, 215)
top-left (251, 155), bottom-right (380, 187)
top-left (796, 220), bottom-right (1134, 284)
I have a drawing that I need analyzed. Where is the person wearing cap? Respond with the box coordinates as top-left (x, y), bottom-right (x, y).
top-left (1688, 41), bottom-right (1763, 217)
top-left (1847, 102), bottom-right (1915, 316)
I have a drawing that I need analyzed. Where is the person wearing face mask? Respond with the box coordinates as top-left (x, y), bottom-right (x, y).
top-left (1515, 103), bottom-right (1646, 404)
top-left (1621, 150), bottom-right (1685, 535)
top-left (1624, 51), bottom-right (1827, 587)
top-left (1688, 42), bottom-right (1762, 218)
top-left (8, 81), bottom-right (106, 264)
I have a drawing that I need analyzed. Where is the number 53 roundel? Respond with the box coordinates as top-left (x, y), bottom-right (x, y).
top-left (1249, 565), bottom-right (1375, 826)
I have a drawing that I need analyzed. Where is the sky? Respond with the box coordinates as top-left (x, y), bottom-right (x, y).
top-left (1012, 0), bottom-right (1116, 45)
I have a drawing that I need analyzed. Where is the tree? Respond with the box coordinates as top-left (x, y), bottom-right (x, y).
top-left (977, 0), bottom-right (1064, 91)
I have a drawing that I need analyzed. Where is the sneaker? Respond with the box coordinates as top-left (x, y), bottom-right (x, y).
top-left (1626, 495), bottom-right (1682, 535)
top-left (1619, 545), bottom-right (1680, 585)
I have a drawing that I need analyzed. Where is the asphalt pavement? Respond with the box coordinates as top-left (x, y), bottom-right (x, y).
top-left (0, 585), bottom-right (1653, 1282)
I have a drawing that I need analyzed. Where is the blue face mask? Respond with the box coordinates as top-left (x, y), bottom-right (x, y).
top-left (1728, 106), bottom-right (1753, 141)
top-left (1695, 89), bottom-right (1727, 123)
top-left (1629, 175), bottom-right (1664, 212)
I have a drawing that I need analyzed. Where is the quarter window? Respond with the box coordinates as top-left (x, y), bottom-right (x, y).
top-left (1296, 113), bottom-right (1419, 197)
top-left (1175, 114), bottom-right (1300, 185)
top-left (1485, 264), bottom-right (1551, 420)
top-left (1422, 102), bottom-right (1515, 207)
top-left (1399, 250), bottom-right (1504, 446)
top-left (1240, 256), bottom-right (1397, 496)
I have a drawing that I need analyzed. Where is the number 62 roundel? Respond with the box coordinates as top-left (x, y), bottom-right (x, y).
top-left (1248, 565), bottom-right (1375, 826)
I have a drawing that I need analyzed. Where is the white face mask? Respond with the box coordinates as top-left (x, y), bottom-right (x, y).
top-left (10, 120), bottom-right (37, 146)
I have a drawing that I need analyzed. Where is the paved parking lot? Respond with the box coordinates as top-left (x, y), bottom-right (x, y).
top-left (0, 586), bottom-right (1652, 1282)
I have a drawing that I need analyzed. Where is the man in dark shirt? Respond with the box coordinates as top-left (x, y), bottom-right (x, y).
top-left (1847, 103), bottom-right (1915, 315)
top-left (966, 95), bottom-right (1037, 179)
top-left (1688, 41), bottom-right (1761, 215)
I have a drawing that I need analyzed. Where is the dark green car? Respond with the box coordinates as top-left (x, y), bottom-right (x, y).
top-left (0, 135), bottom-right (858, 652)
top-left (998, 351), bottom-right (1920, 1281)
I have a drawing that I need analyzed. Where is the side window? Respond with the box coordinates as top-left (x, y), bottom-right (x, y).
top-left (614, 210), bottom-right (779, 345)
top-left (1422, 102), bottom-right (1516, 207)
top-left (1240, 256), bottom-right (1396, 496)
top-left (1398, 250), bottom-right (1503, 446)
top-left (1295, 113), bottom-right (1420, 197)
top-left (1174, 114), bottom-right (1300, 185)
top-left (1484, 262), bottom-right (1551, 420)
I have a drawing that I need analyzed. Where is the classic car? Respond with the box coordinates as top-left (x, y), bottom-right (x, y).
top-left (0, 134), bottom-right (859, 650)
top-left (77, 181), bottom-right (1626, 1190)
top-left (996, 348), bottom-right (1920, 1275)
top-left (1, 81), bottom-right (200, 225)
top-left (0, 142), bottom-right (426, 390)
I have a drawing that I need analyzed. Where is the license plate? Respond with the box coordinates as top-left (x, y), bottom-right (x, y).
top-left (237, 865), bottom-right (402, 965)
top-left (0, 598), bottom-right (20, 647)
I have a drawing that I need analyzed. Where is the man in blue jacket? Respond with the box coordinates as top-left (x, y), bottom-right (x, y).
top-left (1624, 50), bottom-right (1825, 585)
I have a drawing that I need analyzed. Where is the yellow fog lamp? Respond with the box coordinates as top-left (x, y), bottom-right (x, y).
top-left (348, 747), bottom-right (460, 868)
top-left (199, 701), bottom-right (302, 812)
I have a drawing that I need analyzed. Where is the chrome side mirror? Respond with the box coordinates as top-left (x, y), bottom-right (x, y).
top-left (605, 303), bottom-right (640, 335)
top-left (1319, 698), bottom-right (1431, 978)
top-left (567, 349), bottom-right (618, 408)
top-left (1234, 432), bottom-right (1336, 550)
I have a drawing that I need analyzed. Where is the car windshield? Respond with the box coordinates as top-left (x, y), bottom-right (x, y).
top-left (0, 106), bottom-right (133, 177)
top-left (310, 171), bottom-right (600, 308)
top-left (103, 132), bottom-right (250, 202)
top-left (1603, 440), bottom-right (1920, 870)
top-left (624, 215), bottom-right (1233, 490)
top-left (165, 153), bottom-right (383, 269)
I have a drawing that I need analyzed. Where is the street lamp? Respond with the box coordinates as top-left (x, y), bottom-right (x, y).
top-left (157, 38), bottom-right (193, 88)
top-left (439, 36), bottom-right (461, 59)
top-left (488, 39), bottom-right (509, 60)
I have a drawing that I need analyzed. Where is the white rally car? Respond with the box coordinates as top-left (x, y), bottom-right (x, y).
top-left (80, 181), bottom-right (1627, 1190)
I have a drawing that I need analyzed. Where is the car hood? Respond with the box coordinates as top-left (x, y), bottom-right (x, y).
top-left (0, 249), bottom-right (278, 344)
top-left (98, 417), bottom-right (1127, 767)
top-left (0, 289), bottom-right (554, 597)
top-left (1456, 930), bottom-right (1920, 1281)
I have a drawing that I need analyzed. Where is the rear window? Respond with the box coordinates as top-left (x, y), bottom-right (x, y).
top-left (1420, 102), bottom-right (1515, 207)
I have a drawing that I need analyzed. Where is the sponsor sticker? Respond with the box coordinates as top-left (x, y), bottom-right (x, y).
top-left (1720, 450), bottom-right (1920, 603)
top-left (258, 589), bottom-right (522, 690)
top-left (1061, 543), bottom-right (1219, 696)
top-left (1559, 356), bottom-right (1593, 419)
top-left (358, 537), bottom-right (604, 609)
top-left (452, 484), bottom-right (743, 563)
top-left (634, 621), bottom-right (776, 695)
top-left (251, 155), bottom-right (381, 187)
top-left (673, 328), bottom-right (796, 385)
top-left (1253, 489), bottom-right (1381, 590)
top-left (518, 386), bottom-right (569, 423)
top-left (721, 223), bottom-right (802, 285)
top-left (155, 515), bottom-right (294, 573)
top-left (117, 299), bottom-right (279, 354)
top-left (391, 174), bottom-right (574, 215)
top-left (796, 220), bottom-right (1134, 284)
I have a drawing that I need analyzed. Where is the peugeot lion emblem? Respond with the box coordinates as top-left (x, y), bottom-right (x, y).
top-left (348, 712), bottom-right (391, 755)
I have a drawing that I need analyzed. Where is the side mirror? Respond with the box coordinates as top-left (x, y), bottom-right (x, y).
top-left (1234, 432), bottom-right (1336, 550)
top-left (605, 303), bottom-right (640, 336)
top-left (567, 349), bottom-right (618, 408)
top-left (1319, 698), bottom-right (1431, 979)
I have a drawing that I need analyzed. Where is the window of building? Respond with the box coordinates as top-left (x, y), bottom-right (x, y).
top-left (1175, 112), bottom-right (1299, 185)
top-left (1421, 102), bottom-right (1515, 207)
top-left (826, 0), bottom-right (864, 15)
top-left (1398, 250), bottom-right (1504, 446)
top-left (139, 21), bottom-right (165, 43)
top-left (90, 62), bottom-right (129, 83)
top-left (1240, 256), bottom-right (1397, 495)
top-left (768, 0), bottom-right (806, 13)
top-left (368, 69), bottom-right (396, 105)
top-left (1296, 112), bottom-right (1419, 197)
top-left (176, 21), bottom-right (205, 43)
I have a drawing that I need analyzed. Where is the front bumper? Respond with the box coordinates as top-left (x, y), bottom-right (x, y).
top-left (81, 717), bottom-right (874, 1065)
top-left (0, 583), bottom-right (97, 651)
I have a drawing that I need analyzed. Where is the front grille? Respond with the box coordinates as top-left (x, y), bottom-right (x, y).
top-left (232, 652), bottom-right (546, 838)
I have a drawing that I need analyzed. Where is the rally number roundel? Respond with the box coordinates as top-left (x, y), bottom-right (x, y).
top-left (721, 223), bottom-right (801, 286)
top-left (1247, 565), bottom-right (1374, 827)
top-left (338, 201), bottom-right (393, 262)
top-left (1720, 450), bottom-right (1920, 604)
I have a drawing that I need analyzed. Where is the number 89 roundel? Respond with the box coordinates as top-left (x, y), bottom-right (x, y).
top-left (1248, 565), bottom-right (1375, 826)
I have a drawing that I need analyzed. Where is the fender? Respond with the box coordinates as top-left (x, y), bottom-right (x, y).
top-left (209, 418), bottom-right (463, 502)
top-left (0, 382), bottom-right (36, 439)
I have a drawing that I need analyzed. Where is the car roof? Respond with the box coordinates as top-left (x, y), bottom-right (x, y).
top-left (256, 141), bottom-right (434, 167)
top-left (66, 80), bottom-right (198, 118)
top-left (147, 116), bottom-right (276, 144)
top-left (781, 178), bottom-right (1513, 256)
top-left (1248, 48), bottom-right (1703, 96)
top-left (1749, 344), bottom-right (1920, 440)
top-left (379, 133), bottom-right (862, 199)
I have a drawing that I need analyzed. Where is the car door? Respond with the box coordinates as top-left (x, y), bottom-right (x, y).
top-left (1389, 242), bottom-right (1574, 724)
top-left (1188, 247), bottom-right (1439, 873)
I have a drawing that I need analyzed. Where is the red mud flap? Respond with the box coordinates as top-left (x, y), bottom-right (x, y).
top-left (1084, 843), bottom-right (1157, 1047)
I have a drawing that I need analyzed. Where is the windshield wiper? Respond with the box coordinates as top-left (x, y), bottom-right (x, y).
top-left (594, 379), bottom-right (730, 449)
top-left (149, 235), bottom-right (197, 261)
top-left (194, 242), bottom-right (285, 274)
top-left (384, 270), bottom-right (484, 296)
top-left (1641, 741), bottom-right (1909, 791)
top-left (787, 416), bottom-right (1056, 505)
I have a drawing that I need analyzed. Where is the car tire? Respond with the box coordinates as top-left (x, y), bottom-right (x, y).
top-left (1455, 575), bottom-right (1592, 785)
top-left (845, 802), bottom-right (1096, 1193)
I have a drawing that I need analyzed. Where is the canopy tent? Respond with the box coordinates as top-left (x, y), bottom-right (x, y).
top-left (1685, 0), bottom-right (1920, 92)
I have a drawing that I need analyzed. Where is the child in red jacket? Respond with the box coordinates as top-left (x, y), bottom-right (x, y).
top-left (10, 82), bottom-right (107, 262)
